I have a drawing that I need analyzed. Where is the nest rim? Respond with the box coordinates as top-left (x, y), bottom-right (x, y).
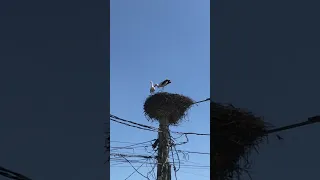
top-left (143, 92), bottom-right (194, 126)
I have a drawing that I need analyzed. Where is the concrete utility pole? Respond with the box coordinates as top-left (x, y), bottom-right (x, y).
top-left (157, 118), bottom-right (170, 180)
top-left (144, 92), bottom-right (194, 180)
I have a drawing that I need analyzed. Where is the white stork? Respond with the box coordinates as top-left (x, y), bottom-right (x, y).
top-left (156, 79), bottom-right (171, 91)
top-left (150, 81), bottom-right (157, 94)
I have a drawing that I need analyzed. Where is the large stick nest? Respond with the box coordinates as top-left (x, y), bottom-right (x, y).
top-left (144, 92), bottom-right (194, 125)
top-left (211, 102), bottom-right (272, 180)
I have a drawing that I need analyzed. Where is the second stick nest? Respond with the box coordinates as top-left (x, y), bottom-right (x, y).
top-left (211, 102), bottom-right (272, 180)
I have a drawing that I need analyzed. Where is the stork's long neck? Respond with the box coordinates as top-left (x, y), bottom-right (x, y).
top-left (150, 81), bottom-right (154, 87)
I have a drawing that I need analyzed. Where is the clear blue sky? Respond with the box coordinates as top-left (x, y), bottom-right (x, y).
top-left (111, 0), bottom-right (210, 179)
top-left (212, 0), bottom-right (320, 179)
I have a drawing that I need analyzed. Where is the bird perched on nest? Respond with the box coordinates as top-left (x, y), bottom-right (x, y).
top-left (156, 79), bottom-right (171, 91)
top-left (150, 81), bottom-right (157, 94)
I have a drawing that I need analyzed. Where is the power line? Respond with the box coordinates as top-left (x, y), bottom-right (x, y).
top-left (119, 155), bottom-right (150, 180)
top-left (111, 165), bottom-right (210, 169)
top-left (193, 98), bottom-right (210, 105)
top-left (111, 115), bottom-right (157, 130)
top-left (111, 153), bottom-right (155, 159)
top-left (176, 150), bottom-right (210, 155)
top-left (123, 151), bottom-right (158, 180)
top-left (111, 139), bottom-right (156, 150)
top-left (110, 118), bottom-right (158, 132)
top-left (0, 166), bottom-right (32, 180)
top-left (110, 114), bottom-right (210, 136)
